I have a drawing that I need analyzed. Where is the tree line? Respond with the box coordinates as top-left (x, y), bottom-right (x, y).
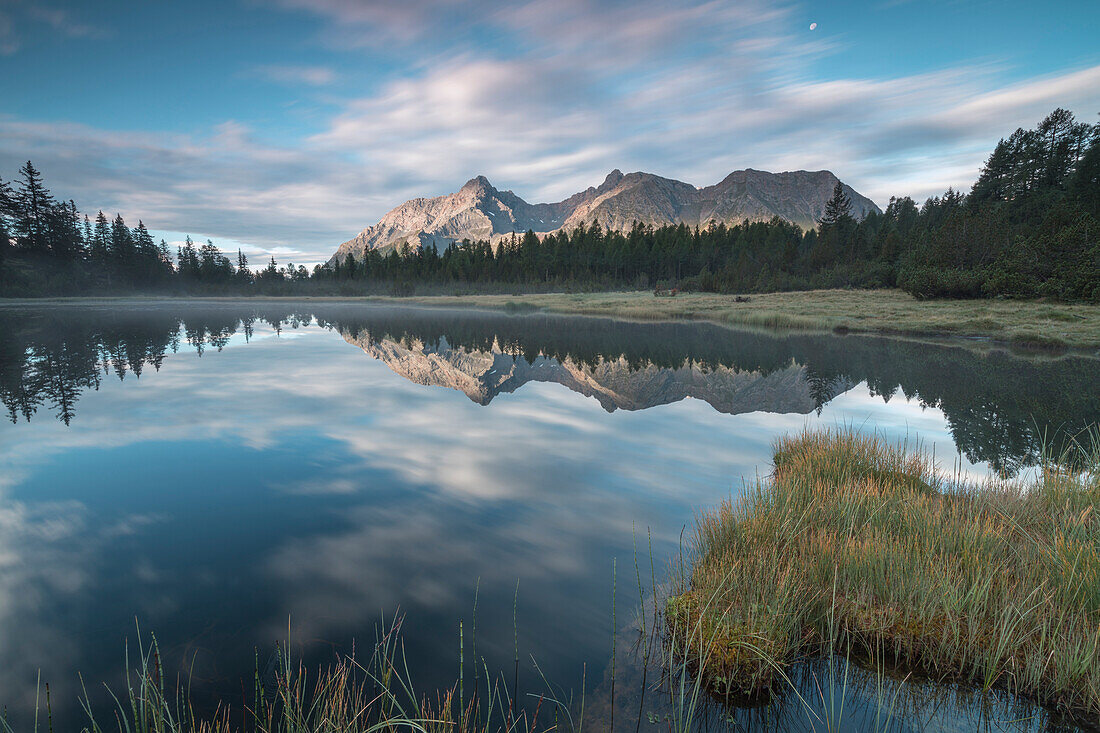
top-left (2, 107), bottom-right (1097, 300)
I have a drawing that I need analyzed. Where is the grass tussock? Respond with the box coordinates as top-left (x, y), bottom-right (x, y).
top-left (669, 428), bottom-right (1100, 717)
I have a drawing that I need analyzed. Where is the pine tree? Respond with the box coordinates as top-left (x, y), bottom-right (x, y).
top-left (15, 161), bottom-right (55, 253)
top-left (177, 235), bottom-right (199, 278)
top-left (132, 220), bottom-right (157, 281)
top-left (971, 139), bottom-right (1014, 203)
top-left (819, 181), bottom-right (853, 228)
top-left (82, 215), bottom-right (93, 256)
top-left (0, 176), bottom-right (15, 268)
top-left (46, 199), bottom-right (83, 260)
top-left (236, 249), bottom-right (251, 284)
top-left (111, 213), bottom-right (134, 273)
top-left (90, 211), bottom-right (111, 266)
top-left (157, 239), bottom-right (174, 274)
top-left (1070, 134), bottom-right (1100, 218)
top-left (1038, 108), bottom-right (1077, 186)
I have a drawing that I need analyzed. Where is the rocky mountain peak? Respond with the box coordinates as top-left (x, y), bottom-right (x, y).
top-left (460, 175), bottom-right (494, 195)
top-left (327, 168), bottom-right (881, 265)
top-left (601, 169), bottom-right (624, 188)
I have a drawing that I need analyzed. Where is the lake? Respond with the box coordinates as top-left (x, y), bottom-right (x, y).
top-left (1, 301), bottom-right (1097, 731)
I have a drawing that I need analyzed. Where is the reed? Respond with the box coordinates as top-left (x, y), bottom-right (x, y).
top-left (669, 427), bottom-right (1100, 718)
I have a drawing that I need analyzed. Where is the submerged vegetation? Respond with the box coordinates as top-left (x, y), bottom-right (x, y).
top-left (670, 429), bottom-right (1100, 720)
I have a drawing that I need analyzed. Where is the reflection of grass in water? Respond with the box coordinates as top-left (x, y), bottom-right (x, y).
top-left (5, 572), bottom-right (1091, 731)
top-left (669, 428), bottom-right (1100, 722)
top-left (502, 300), bottom-right (541, 314)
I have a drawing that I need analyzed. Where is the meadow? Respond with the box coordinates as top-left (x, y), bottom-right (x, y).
top-left (384, 289), bottom-right (1100, 350)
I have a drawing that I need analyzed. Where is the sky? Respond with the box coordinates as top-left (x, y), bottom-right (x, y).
top-left (1, 0), bottom-right (1098, 267)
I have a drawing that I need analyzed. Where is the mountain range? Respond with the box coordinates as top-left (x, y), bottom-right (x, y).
top-left (328, 169), bottom-right (880, 265)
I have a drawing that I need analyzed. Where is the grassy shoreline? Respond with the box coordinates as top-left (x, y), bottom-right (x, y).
top-left (394, 290), bottom-right (1100, 350)
top-left (670, 429), bottom-right (1100, 719)
top-left (5, 289), bottom-right (1100, 350)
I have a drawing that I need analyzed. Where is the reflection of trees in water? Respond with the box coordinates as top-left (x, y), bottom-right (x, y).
top-left (1, 305), bottom-right (1096, 475)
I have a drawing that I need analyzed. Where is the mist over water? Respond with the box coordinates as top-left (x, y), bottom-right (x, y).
top-left (1, 302), bottom-right (1096, 731)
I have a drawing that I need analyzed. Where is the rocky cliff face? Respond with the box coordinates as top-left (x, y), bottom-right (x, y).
top-left (341, 329), bottom-right (852, 415)
top-left (327, 169), bottom-right (880, 265)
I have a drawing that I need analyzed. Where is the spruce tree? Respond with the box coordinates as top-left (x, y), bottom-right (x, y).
top-left (0, 177), bottom-right (15, 268)
top-left (236, 249), bottom-right (251, 284)
top-left (90, 211), bottom-right (111, 266)
top-left (46, 199), bottom-right (83, 261)
top-left (111, 213), bottom-right (134, 273)
top-left (157, 239), bottom-right (173, 274)
top-left (132, 221), bottom-right (157, 281)
top-left (819, 181), bottom-right (853, 228)
top-left (82, 215), bottom-right (93, 256)
top-left (15, 161), bottom-right (55, 253)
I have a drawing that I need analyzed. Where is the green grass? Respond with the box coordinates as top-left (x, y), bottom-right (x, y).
top-left (669, 428), bottom-right (1100, 718)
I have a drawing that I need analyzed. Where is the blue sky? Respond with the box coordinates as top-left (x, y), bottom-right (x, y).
top-left (1, 0), bottom-right (1098, 266)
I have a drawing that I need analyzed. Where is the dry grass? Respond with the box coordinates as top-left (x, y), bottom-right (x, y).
top-left (384, 290), bottom-right (1100, 349)
top-left (669, 429), bottom-right (1100, 717)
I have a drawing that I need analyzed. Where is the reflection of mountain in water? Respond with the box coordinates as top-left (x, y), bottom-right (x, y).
top-left (346, 331), bottom-right (850, 415)
top-left (2, 302), bottom-right (1098, 476)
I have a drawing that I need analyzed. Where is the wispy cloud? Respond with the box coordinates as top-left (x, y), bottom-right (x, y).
top-left (0, 11), bottom-right (16, 54)
top-left (0, 1), bottom-right (105, 54)
top-left (249, 64), bottom-right (338, 87)
top-left (0, 0), bottom-right (1097, 263)
top-left (25, 4), bottom-right (104, 38)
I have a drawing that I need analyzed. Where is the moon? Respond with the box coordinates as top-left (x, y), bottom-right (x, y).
top-left (809, 22), bottom-right (817, 30)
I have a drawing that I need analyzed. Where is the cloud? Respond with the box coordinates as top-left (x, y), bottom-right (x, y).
top-left (250, 64), bottom-right (338, 87)
top-left (1, 0), bottom-right (1098, 264)
top-left (25, 4), bottom-right (104, 39)
top-left (0, 118), bottom-right (375, 266)
top-left (0, 10), bottom-right (16, 54)
top-left (0, 1), bottom-right (105, 54)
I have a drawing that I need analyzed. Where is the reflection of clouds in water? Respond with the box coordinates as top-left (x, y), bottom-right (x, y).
top-left (0, 324), bottom-right (992, 719)
top-left (0, 500), bottom-right (88, 710)
top-left (0, 500), bottom-right (176, 711)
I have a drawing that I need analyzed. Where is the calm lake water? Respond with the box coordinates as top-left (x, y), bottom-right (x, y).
top-left (1, 301), bottom-right (1097, 732)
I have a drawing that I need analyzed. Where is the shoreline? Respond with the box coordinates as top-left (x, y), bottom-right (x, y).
top-left (4, 289), bottom-right (1100, 352)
